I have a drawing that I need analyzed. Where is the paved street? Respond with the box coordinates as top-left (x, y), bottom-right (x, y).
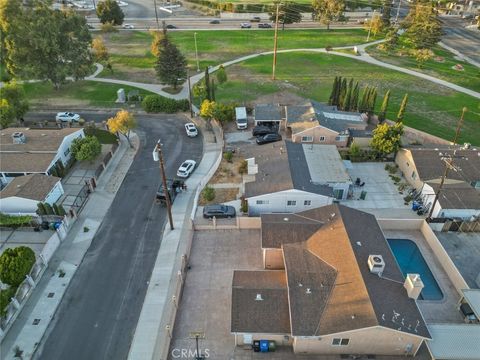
top-left (440, 16), bottom-right (480, 64)
top-left (33, 114), bottom-right (203, 360)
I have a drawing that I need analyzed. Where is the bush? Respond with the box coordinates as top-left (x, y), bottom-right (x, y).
top-left (385, 163), bottom-right (398, 174)
top-left (240, 197), bottom-right (248, 213)
top-left (238, 159), bottom-right (248, 175)
top-left (0, 246), bottom-right (36, 287)
top-left (202, 186), bottom-right (215, 202)
top-left (0, 213), bottom-right (33, 228)
top-left (37, 203), bottom-right (46, 216)
top-left (223, 151), bottom-right (233, 163)
top-left (100, 21), bottom-right (118, 33)
top-left (142, 95), bottom-right (190, 113)
top-left (0, 286), bottom-right (16, 317)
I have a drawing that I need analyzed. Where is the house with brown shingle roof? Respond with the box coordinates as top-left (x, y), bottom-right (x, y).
top-left (231, 204), bottom-right (431, 356)
top-left (396, 147), bottom-right (480, 219)
top-left (0, 127), bottom-right (84, 185)
top-left (0, 174), bottom-right (63, 215)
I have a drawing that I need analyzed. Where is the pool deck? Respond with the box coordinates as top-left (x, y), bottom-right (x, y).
top-left (383, 230), bottom-right (464, 325)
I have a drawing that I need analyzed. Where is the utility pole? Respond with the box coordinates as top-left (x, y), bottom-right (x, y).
top-left (367, 9), bottom-right (377, 42)
top-left (395, 0), bottom-right (402, 24)
top-left (194, 32), bottom-right (200, 72)
top-left (272, 3), bottom-right (280, 80)
top-left (427, 108), bottom-right (466, 221)
top-left (153, 0), bottom-right (160, 30)
top-left (187, 76), bottom-right (194, 117)
top-left (154, 140), bottom-right (174, 230)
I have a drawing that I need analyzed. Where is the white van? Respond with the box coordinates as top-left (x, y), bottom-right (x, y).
top-left (235, 107), bottom-right (248, 130)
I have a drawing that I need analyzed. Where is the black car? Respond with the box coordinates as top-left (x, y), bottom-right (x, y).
top-left (166, 24), bottom-right (177, 29)
top-left (252, 125), bottom-right (278, 137)
top-left (258, 23), bottom-right (272, 28)
top-left (250, 16), bottom-right (261, 22)
top-left (256, 133), bottom-right (282, 145)
top-left (203, 205), bottom-right (236, 219)
top-left (209, 19), bottom-right (220, 24)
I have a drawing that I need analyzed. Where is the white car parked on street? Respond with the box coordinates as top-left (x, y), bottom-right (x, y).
top-left (122, 23), bottom-right (134, 29)
top-left (56, 112), bottom-right (80, 122)
top-left (185, 123), bottom-right (198, 137)
top-left (177, 160), bottom-right (196, 178)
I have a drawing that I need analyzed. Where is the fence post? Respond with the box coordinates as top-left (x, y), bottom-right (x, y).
top-left (26, 275), bottom-right (35, 287)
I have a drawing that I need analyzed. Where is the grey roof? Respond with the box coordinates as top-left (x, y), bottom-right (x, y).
top-left (0, 174), bottom-right (61, 201)
top-left (231, 270), bottom-right (291, 334)
top-left (350, 128), bottom-right (373, 138)
top-left (285, 104), bottom-right (317, 124)
top-left (427, 182), bottom-right (480, 210)
top-left (244, 141), bottom-right (333, 198)
top-left (259, 204), bottom-right (431, 338)
top-left (311, 101), bottom-right (366, 133)
top-left (427, 324), bottom-right (480, 360)
top-left (254, 104), bottom-right (284, 121)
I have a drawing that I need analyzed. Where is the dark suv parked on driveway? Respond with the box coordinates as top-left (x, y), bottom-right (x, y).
top-left (252, 125), bottom-right (278, 136)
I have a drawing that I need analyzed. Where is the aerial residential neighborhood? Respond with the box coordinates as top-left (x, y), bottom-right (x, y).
top-left (0, 0), bottom-right (479, 359)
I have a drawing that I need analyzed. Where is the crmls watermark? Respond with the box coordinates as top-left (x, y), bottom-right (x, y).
top-left (171, 348), bottom-right (210, 359)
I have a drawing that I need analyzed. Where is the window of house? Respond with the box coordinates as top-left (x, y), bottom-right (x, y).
top-left (256, 200), bottom-right (269, 205)
top-left (411, 171), bottom-right (417, 180)
top-left (301, 136), bottom-right (313, 143)
top-left (304, 200), bottom-right (311, 206)
top-left (319, 136), bottom-right (325, 141)
top-left (287, 200), bottom-right (296, 206)
top-left (335, 136), bottom-right (341, 141)
top-left (332, 338), bottom-right (349, 346)
top-left (64, 148), bottom-right (70, 157)
top-left (406, 161), bottom-right (410, 167)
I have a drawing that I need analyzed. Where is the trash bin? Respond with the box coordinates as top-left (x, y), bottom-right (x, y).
top-left (41, 221), bottom-right (49, 230)
top-left (260, 340), bottom-right (269, 352)
top-left (252, 340), bottom-right (260, 352)
top-left (268, 341), bottom-right (276, 352)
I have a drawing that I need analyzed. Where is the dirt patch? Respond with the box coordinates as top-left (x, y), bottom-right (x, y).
top-left (210, 155), bottom-right (244, 184)
top-left (253, 90), bottom-right (307, 106)
top-left (103, 66), bottom-right (162, 84)
top-left (30, 97), bottom-right (90, 108)
top-left (198, 188), bottom-right (239, 205)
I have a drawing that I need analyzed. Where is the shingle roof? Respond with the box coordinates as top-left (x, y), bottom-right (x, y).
top-left (427, 182), bottom-right (480, 210)
top-left (258, 204), bottom-right (430, 338)
top-left (254, 104), bottom-right (284, 121)
top-left (231, 270), bottom-right (291, 334)
top-left (0, 152), bottom-right (57, 173)
top-left (0, 174), bottom-right (61, 201)
top-left (311, 101), bottom-right (366, 133)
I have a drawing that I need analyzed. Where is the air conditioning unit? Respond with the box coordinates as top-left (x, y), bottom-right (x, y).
top-left (368, 255), bottom-right (385, 275)
top-left (12, 132), bottom-right (26, 144)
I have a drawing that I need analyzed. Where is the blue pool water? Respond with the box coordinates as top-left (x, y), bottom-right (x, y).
top-left (387, 239), bottom-right (443, 301)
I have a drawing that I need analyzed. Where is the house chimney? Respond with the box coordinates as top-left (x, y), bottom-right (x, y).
top-left (12, 132), bottom-right (26, 144)
top-left (404, 274), bottom-right (424, 300)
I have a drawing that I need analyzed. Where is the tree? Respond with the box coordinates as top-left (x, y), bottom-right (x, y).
top-left (216, 65), bottom-right (227, 84)
top-left (351, 81), bottom-right (360, 111)
top-left (381, 0), bottom-right (392, 26)
top-left (0, 246), bottom-right (36, 287)
top-left (343, 78), bottom-right (354, 111)
top-left (413, 48), bottom-right (434, 68)
top-left (378, 90), bottom-right (390, 123)
top-left (150, 28), bottom-right (169, 58)
top-left (199, 99), bottom-right (216, 120)
top-left (107, 110), bottom-right (136, 148)
top-left (0, 0), bottom-right (93, 89)
top-left (192, 79), bottom-right (207, 101)
top-left (328, 76), bottom-right (338, 105)
top-left (71, 136), bottom-right (101, 162)
top-left (0, 81), bottom-right (28, 122)
top-left (379, 26), bottom-right (399, 51)
top-left (397, 93), bottom-right (408, 122)
top-left (204, 67), bottom-right (211, 101)
top-left (212, 102), bottom-right (236, 127)
top-left (96, 0), bottom-right (124, 25)
top-left (402, 3), bottom-right (441, 49)
top-left (364, 12), bottom-right (384, 38)
top-left (92, 36), bottom-right (110, 63)
top-left (0, 99), bottom-right (15, 129)
top-left (312, 0), bottom-right (345, 30)
top-left (338, 77), bottom-right (347, 110)
top-left (269, 1), bottom-right (302, 30)
top-left (155, 42), bottom-right (187, 89)
top-left (370, 122), bottom-right (404, 156)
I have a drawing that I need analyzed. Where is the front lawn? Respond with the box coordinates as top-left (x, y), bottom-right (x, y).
top-left (84, 128), bottom-right (118, 144)
top-left (215, 52), bottom-right (480, 145)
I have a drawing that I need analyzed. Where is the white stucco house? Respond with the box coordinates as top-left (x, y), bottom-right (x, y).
top-left (0, 127), bottom-right (84, 185)
top-left (0, 174), bottom-right (64, 215)
top-left (244, 141), bottom-right (352, 215)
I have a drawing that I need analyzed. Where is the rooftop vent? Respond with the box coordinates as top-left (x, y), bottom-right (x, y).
top-left (404, 273), bottom-right (424, 300)
top-left (368, 255), bottom-right (385, 275)
top-left (255, 294), bottom-right (264, 301)
top-left (12, 132), bottom-right (26, 144)
top-left (306, 288), bottom-right (312, 294)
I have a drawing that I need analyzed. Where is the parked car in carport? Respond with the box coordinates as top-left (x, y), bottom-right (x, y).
top-left (256, 133), bottom-right (282, 145)
top-left (203, 204), bottom-right (236, 219)
top-left (252, 125), bottom-right (278, 136)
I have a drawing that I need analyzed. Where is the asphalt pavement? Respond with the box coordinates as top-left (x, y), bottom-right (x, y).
top-left (33, 113), bottom-right (203, 360)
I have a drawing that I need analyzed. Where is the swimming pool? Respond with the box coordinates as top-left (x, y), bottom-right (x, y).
top-left (387, 238), bottom-right (443, 301)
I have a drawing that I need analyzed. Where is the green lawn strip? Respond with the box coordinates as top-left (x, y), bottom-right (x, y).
top-left (84, 128), bottom-right (118, 144)
top-left (367, 45), bottom-right (480, 93)
top-left (217, 52), bottom-right (480, 145)
top-left (23, 81), bottom-right (156, 107)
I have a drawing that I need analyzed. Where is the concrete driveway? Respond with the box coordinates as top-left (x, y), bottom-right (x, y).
top-left (344, 162), bottom-right (410, 210)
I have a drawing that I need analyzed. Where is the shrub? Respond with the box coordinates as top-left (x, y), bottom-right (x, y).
top-left (100, 21), bottom-right (117, 33)
top-left (57, 204), bottom-right (67, 217)
top-left (385, 163), bottom-right (398, 174)
top-left (142, 95), bottom-right (189, 113)
top-left (37, 203), bottom-right (46, 215)
top-left (223, 151), bottom-right (233, 163)
top-left (0, 246), bottom-right (36, 287)
top-left (0, 213), bottom-right (33, 228)
top-left (216, 65), bottom-right (227, 84)
top-left (202, 186), bottom-right (215, 202)
top-left (78, 119), bottom-right (85, 126)
top-left (44, 203), bottom-right (54, 215)
top-left (238, 160), bottom-right (248, 175)
top-left (0, 286), bottom-right (16, 317)
top-left (240, 197), bottom-right (248, 213)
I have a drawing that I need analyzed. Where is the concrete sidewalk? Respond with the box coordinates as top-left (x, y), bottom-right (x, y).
top-left (128, 124), bottom-right (223, 360)
top-left (0, 134), bottom-right (138, 360)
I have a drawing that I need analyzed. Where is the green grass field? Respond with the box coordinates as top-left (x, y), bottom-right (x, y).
top-left (23, 81), bottom-right (155, 108)
top-left (215, 52), bottom-right (480, 145)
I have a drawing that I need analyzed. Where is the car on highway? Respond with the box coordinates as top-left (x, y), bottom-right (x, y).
top-left (240, 22), bottom-right (252, 29)
top-left (122, 23), bottom-right (134, 29)
top-left (250, 16), bottom-right (261, 22)
top-left (256, 133), bottom-right (282, 145)
top-left (258, 23), bottom-right (272, 28)
top-left (185, 122), bottom-right (198, 137)
top-left (166, 24), bottom-right (177, 29)
top-left (203, 204), bottom-right (236, 219)
top-left (252, 125), bottom-right (278, 136)
top-left (176, 159), bottom-right (196, 178)
top-left (209, 19), bottom-right (220, 24)
top-left (56, 112), bottom-right (80, 122)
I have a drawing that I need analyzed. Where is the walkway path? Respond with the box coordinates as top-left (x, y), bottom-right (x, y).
top-left (85, 39), bottom-right (480, 101)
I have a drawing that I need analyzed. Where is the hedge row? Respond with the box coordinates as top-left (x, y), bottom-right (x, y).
top-left (142, 95), bottom-right (190, 113)
top-left (187, 0), bottom-right (313, 13)
top-left (0, 213), bottom-right (33, 228)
